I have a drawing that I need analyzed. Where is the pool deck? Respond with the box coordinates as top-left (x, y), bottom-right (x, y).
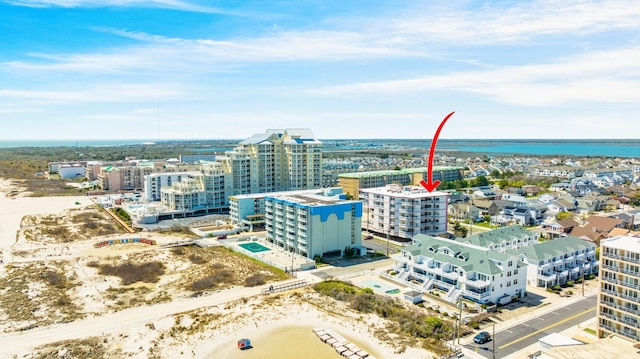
top-left (223, 235), bottom-right (315, 272)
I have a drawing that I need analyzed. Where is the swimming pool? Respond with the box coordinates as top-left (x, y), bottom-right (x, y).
top-left (362, 279), bottom-right (401, 295)
top-left (238, 242), bottom-right (271, 253)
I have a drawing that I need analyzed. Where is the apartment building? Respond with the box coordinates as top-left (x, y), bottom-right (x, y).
top-left (160, 175), bottom-right (208, 212)
top-left (598, 235), bottom-right (640, 343)
top-left (229, 188), bottom-right (324, 230)
top-left (99, 162), bottom-right (155, 191)
top-left (392, 235), bottom-right (527, 305)
top-left (144, 172), bottom-right (201, 201)
top-left (516, 236), bottom-right (597, 287)
top-left (360, 184), bottom-right (448, 239)
top-left (458, 225), bottom-right (539, 253)
top-left (338, 167), bottom-right (463, 199)
top-left (264, 188), bottom-right (362, 259)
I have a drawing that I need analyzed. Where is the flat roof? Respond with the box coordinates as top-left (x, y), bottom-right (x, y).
top-left (601, 235), bottom-right (640, 252)
top-left (338, 167), bottom-right (462, 178)
top-left (360, 185), bottom-right (447, 198)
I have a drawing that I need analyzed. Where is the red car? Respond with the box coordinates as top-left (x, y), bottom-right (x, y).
top-left (363, 235), bottom-right (373, 240)
top-left (217, 234), bottom-right (227, 239)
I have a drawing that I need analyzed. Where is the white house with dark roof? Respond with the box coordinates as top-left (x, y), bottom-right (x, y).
top-left (391, 235), bottom-right (527, 305)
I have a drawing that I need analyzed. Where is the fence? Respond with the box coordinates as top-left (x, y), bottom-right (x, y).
top-left (261, 280), bottom-right (308, 294)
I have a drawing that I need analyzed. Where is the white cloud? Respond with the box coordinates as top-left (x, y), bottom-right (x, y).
top-left (5, 0), bottom-right (236, 14)
top-left (0, 83), bottom-right (186, 104)
top-left (309, 46), bottom-right (640, 106)
top-left (383, 0), bottom-right (640, 45)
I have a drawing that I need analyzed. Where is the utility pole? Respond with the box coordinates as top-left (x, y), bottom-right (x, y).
top-left (492, 323), bottom-right (496, 359)
top-left (458, 299), bottom-right (463, 345)
top-left (386, 229), bottom-right (390, 257)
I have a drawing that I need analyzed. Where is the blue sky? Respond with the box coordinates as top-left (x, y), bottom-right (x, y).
top-left (1, 0), bottom-right (639, 140)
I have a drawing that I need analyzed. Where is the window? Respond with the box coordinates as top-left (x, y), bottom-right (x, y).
top-left (507, 281), bottom-right (511, 287)
top-left (508, 260), bottom-right (513, 266)
top-left (507, 271), bottom-right (512, 277)
top-left (514, 279), bottom-right (518, 285)
top-left (514, 269), bottom-right (518, 275)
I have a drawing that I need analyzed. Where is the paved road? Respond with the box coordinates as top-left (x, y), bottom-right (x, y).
top-left (467, 295), bottom-right (597, 358)
top-left (362, 237), bottom-right (403, 256)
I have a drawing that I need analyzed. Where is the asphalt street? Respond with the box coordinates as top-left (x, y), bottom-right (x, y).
top-left (467, 295), bottom-right (597, 358)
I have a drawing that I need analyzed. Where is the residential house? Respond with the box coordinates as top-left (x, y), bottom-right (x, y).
top-left (448, 203), bottom-right (482, 223)
top-left (471, 199), bottom-right (499, 216)
top-left (391, 235), bottom-right (527, 305)
top-left (492, 206), bottom-right (534, 227)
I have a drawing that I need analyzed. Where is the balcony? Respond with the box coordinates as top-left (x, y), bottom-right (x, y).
top-left (538, 273), bottom-right (557, 281)
top-left (621, 268), bottom-right (640, 276)
top-left (624, 256), bottom-right (640, 264)
top-left (464, 290), bottom-right (491, 301)
top-left (603, 252), bottom-right (619, 259)
top-left (601, 300), bottom-right (619, 310)
top-left (620, 281), bottom-right (640, 290)
top-left (603, 277), bottom-right (619, 285)
top-left (603, 264), bottom-right (619, 272)
top-left (621, 294), bottom-right (640, 303)
top-left (466, 277), bottom-right (491, 287)
top-left (620, 305), bottom-right (639, 316)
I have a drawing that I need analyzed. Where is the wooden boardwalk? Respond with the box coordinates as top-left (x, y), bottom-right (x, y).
top-left (313, 328), bottom-right (375, 359)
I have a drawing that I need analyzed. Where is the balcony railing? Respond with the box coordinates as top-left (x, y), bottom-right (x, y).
top-left (620, 306), bottom-right (639, 316)
top-left (623, 256), bottom-right (640, 264)
top-left (620, 281), bottom-right (640, 290)
top-left (621, 294), bottom-right (640, 303)
top-left (600, 300), bottom-right (618, 309)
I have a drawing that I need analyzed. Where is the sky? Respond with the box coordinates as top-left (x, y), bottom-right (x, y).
top-left (1, 0), bottom-right (640, 140)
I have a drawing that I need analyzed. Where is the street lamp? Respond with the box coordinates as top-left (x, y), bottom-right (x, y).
top-left (581, 258), bottom-right (591, 296)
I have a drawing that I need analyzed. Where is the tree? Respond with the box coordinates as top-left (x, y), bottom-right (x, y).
top-left (474, 175), bottom-right (489, 187)
top-left (556, 211), bottom-right (573, 220)
top-left (490, 169), bottom-right (501, 178)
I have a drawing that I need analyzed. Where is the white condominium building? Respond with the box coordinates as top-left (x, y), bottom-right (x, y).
top-left (264, 188), bottom-right (362, 259)
top-left (360, 184), bottom-right (448, 239)
top-left (598, 235), bottom-right (640, 343)
top-left (392, 235), bottom-right (527, 305)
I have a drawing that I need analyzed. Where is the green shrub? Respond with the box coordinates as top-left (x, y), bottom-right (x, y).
top-left (566, 280), bottom-right (574, 287)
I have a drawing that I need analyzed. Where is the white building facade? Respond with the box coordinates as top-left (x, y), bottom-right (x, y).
top-left (515, 236), bottom-right (597, 288)
top-left (598, 235), bottom-right (640, 343)
top-left (360, 184), bottom-right (448, 240)
top-left (264, 188), bottom-right (362, 259)
top-left (392, 235), bottom-right (527, 305)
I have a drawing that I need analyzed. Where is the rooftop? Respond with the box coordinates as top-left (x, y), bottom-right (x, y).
top-left (601, 235), bottom-right (640, 252)
top-left (338, 166), bottom-right (461, 178)
top-left (360, 184), bottom-right (447, 198)
top-left (514, 236), bottom-right (594, 261)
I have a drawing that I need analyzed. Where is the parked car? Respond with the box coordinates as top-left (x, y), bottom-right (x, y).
top-left (217, 234), bottom-right (227, 239)
top-left (363, 235), bottom-right (373, 240)
top-left (473, 331), bottom-right (491, 344)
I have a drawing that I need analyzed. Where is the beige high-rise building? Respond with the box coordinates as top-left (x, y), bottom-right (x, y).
top-left (598, 235), bottom-right (640, 343)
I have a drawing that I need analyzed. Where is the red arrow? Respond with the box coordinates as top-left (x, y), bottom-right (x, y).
top-left (420, 111), bottom-right (455, 192)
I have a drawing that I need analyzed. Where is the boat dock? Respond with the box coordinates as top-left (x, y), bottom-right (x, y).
top-left (313, 328), bottom-right (376, 359)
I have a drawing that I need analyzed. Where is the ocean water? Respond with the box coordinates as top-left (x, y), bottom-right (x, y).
top-left (0, 139), bottom-right (157, 148)
top-left (2, 138), bottom-right (639, 158)
top-left (439, 140), bottom-right (640, 158)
